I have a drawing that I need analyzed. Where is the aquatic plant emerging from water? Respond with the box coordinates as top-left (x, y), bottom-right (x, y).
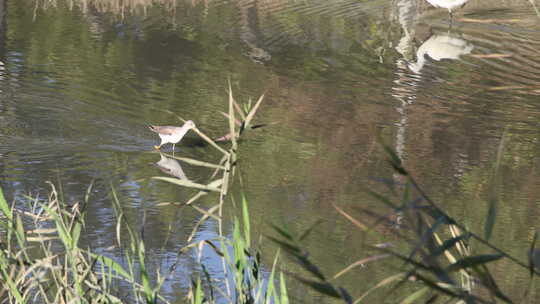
top-left (270, 135), bottom-right (540, 303)
top-left (0, 182), bottom-right (135, 303)
top-left (151, 84), bottom-right (287, 304)
top-left (0, 85), bottom-right (286, 304)
top-left (0, 183), bottom-right (286, 303)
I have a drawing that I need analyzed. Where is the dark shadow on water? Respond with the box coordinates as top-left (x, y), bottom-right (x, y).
top-left (173, 136), bottom-right (209, 148)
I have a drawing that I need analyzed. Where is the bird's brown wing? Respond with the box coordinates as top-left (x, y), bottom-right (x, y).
top-left (148, 125), bottom-right (176, 135)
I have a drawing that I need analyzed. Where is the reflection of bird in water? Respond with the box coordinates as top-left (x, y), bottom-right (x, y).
top-left (425, 0), bottom-right (468, 18)
top-left (155, 153), bottom-right (189, 180)
top-left (409, 33), bottom-right (473, 74)
top-left (149, 120), bottom-right (196, 154)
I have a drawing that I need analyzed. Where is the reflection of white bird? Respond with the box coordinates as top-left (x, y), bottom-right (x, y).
top-left (149, 120), bottom-right (196, 153)
top-left (0, 61), bottom-right (4, 84)
top-left (425, 0), bottom-right (468, 18)
top-left (155, 153), bottom-right (189, 180)
top-left (409, 33), bottom-right (473, 74)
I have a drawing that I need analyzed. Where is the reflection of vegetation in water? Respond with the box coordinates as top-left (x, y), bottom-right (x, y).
top-left (271, 139), bottom-right (540, 303)
top-left (36, 0), bottom-right (181, 15)
top-left (30, 0), bottom-right (404, 83)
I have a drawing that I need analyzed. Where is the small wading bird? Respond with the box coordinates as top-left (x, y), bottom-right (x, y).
top-left (425, 0), bottom-right (468, 19)
top-left (149, 120), bottom-right (196, 154)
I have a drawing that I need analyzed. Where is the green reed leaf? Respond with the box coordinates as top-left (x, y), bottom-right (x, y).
top-left (471, 264), bottom-right (512, 303)
top-left (355, 272), bottom-right (406, 303)
top-left (400, 286), bottom-right (429, 304)
top-left (265, 251), bottom-right (279, 303)
top-left (280, 272), bottom-right (289, 304)
top-left (193, 276), bottom-right (204, 304)
top-left (242, 195), bottom-right (251, 245)
top-left (447, 254), bottom-right (503, 272)
top-left (91, 253), bottom-right (131, 279)
top-left (138, 240), bottom-right (155, 303)
top-left (0, 186), bottom-right (12, 220)
top-left (244, 93), bottom-right (265, 129)
top-left (15, 213), bottom-right (26, 247)
top-left (432, 234), bottom-right (470, 257)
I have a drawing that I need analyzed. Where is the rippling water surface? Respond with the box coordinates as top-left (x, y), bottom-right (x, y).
top-left (0, 0), bottom-right (539, 302)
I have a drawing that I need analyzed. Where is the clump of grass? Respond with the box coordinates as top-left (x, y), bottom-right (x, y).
top-left (154, 83), bottom-right (287, 303)
top-left (0, 182), bottom-right (286, 303)
top-left (0, 181), bottom-right (178, 303)
top-left (0, 182), bottom-right (127, 303)
top-left (187, 196), bottom-right (288, 304)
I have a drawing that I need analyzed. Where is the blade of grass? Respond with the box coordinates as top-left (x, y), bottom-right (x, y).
top-left (471, 264), bottom-right (512, 303)
top-left (432, 234), bottom-right (470, 258)
top-left (332, 255), bottom-right (390, 281)
top-left (400, 286), bottom-right (429, 304)
top-left (232, 98), bottom-right (247, 121)
top-left (270, 224), bottom-right (295, 242)
top-left (280, 272), bottom-right (289, 304)
top-left (184, 191), bottom-right (209, 206)
top-left (191, 205), bottom-right (220, 221)
top-left (265, 250), bottom-right (280, 303)
top-left (152, 176), bottom-right (221, 192)
top-left (446, 254), bottom-right (503, 272)
top-left (191, 126), bottom-right (230, 156)
top-left (187, 204), bottom-right (220, 243)
top-left (228, 79), bottom-right (237, 148)
top-left (137, 239), bottom-right (155, 303)
top-left (333, 204), bottom-right (368, 231)
top-left (244, 93), bottom-right (265, 130)
top-left (162, 153), bottom-right (226, 170)
top-left (241, 195), bottom-right (251, 245)
top-left (354, 272), bottom-right (407, 303)
top-left (0, 186), bottom-right (12, 220)
top-left (407, 272), bottom-right (469, 301)
top-left (299, 219), bottom-right (324, 242)
top-left (484, 129), bottom-right (507, 241)
top-left (91, 254), bottom-right (131, 280)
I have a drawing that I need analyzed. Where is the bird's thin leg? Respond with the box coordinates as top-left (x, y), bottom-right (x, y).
top-left (172, 144), bottom-right (175, 157)
top-left (155, 139), bottom-right (164, 150)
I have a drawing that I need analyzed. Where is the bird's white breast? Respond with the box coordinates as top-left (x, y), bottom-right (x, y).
top-left (159, 128), bottom-right (188, 143)
top-left (425, 0), bottom-right (468, 9)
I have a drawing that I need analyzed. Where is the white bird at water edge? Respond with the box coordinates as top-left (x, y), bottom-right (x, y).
top-left (425, 0), bottom-right (468, 18)
top-left (148, 120), bottom-right (196, 154)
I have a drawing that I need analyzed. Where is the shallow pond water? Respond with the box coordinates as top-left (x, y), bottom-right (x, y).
top-left (0, 0), bottom-right (539, 302)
